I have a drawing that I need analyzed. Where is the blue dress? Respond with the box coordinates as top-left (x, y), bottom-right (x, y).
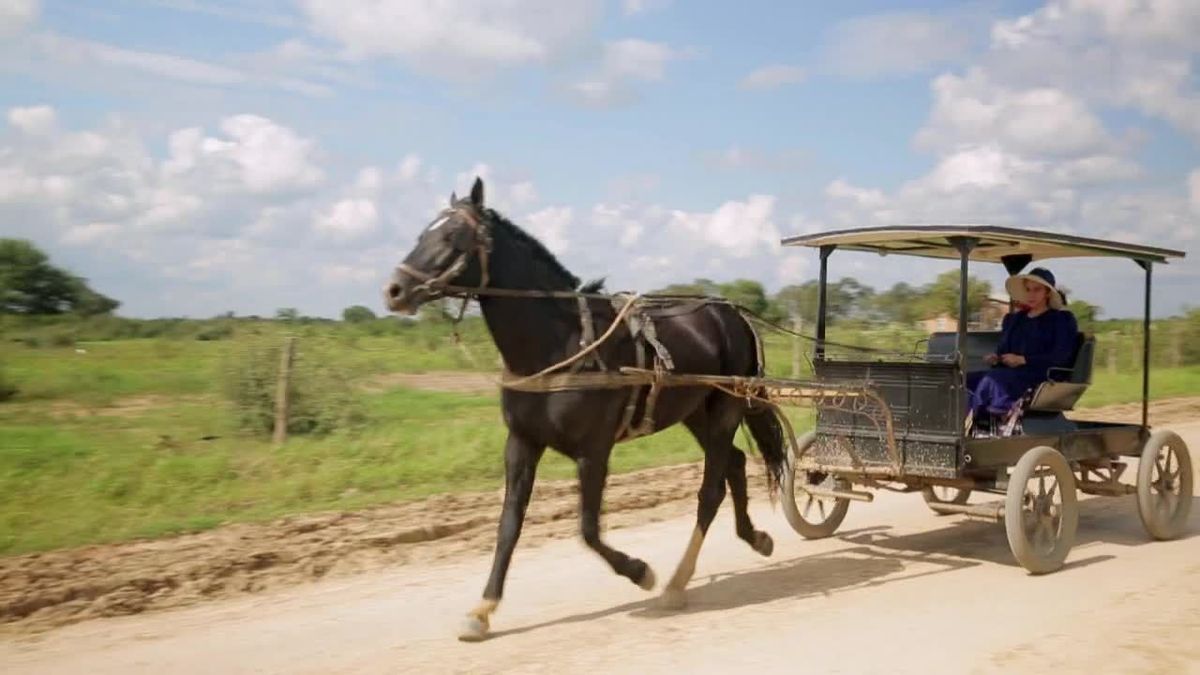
top-left (967, 308), bottom-right (1079, 416)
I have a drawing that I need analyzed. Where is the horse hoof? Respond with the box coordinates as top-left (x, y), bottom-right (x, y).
top-left (658, 588), bottom-right (688, 611)
top-left (457, 615), bottom-right (489, 642)
top-left (637, 565), bottom-right (656, 591)
top-left (753, 532), bottom-right (774, 557)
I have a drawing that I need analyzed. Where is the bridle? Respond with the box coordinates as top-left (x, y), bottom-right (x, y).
top-left (395, 204), bottom-right (493, 301)
top-left (392, 205), bottom-right (598, 301)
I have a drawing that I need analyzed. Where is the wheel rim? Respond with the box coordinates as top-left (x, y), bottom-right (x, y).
top-left (1149, 442), bottom-right (1184, 520)
top-left (1020, 468), bottom-right (1063, 558)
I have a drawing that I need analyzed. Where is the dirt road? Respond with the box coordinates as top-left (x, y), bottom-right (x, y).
top-left (4, 420), bottom-right (1198, 674)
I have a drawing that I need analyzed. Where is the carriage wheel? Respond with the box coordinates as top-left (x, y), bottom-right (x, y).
top-left (1004, 446), bottom-right (1078, 574)
top-left (922, 485), bottom-right (971, 513)
top-left (1136, 430), bottom-right (1193, 541)
top-left (782, 432), bottom-right (850, 539)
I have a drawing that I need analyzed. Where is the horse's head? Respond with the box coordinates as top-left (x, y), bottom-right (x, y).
top-left (384, 177), bottom-right (492, 315)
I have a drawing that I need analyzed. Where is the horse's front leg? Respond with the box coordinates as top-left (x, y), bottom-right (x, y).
top-left (459, 431), bottom-right (545, 642)
top-left (576, 449), bottom-right (656, 589)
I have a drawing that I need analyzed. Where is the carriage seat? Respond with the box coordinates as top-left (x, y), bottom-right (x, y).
top-left (1025, 333), bottom-right (1095, 412)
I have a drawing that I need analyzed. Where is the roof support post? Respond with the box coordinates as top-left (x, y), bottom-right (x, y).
top-left (815, 245), bottom-right (836, 360)
top-left (949, 237), bottom-right (979, 369)
top-left (1137, 259), bottom-right (1152, 429)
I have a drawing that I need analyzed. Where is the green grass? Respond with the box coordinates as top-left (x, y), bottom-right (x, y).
top-left (1079, 365), bottom-right (1200, 408)
top-left (1, 324), bottom-right (1197, 557)
top-left (0, 386), bottom-right (801, 556)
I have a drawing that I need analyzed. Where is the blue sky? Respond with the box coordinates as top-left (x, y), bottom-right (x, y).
top-left (0, 0), bottom-right (1196, 319)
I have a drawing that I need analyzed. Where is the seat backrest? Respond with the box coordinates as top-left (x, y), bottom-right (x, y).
top-left (1070, 334), bottom-right (1095, 384)
top-left (926, 331), bottom-right (1002, 371)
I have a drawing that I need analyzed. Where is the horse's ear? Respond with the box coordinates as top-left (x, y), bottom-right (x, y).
top-left (470, 177), bottom-right (484, 207)
top-left (449, 191), bottom-right (457, 205)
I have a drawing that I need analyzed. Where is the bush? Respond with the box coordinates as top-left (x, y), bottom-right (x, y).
top-left (195, 323), bottom-right (234, 341)
top-left (221, 337), bottom-right (365, 438)
top-left (0, 363), bottom-right (16, 402)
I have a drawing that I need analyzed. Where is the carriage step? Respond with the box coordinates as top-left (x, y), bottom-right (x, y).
top-left (927, 500), bottom-right (1006, 522)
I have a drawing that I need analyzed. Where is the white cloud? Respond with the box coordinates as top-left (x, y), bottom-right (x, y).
top-left (314, 198), bottom-right (379, 241)
top-left (985, 0), bottom-right (1200, 140)
top-left (6, 104), bottom-right (55, 134)
top-left (22, 32), bottom-right (331, 97)
top-left (568, 39), bottom-right (692, 107)
top-left (397, 154), bottom-right (422, 182)
top-left (38, 33), bottom-right (247, 86)
top-left (916, 72), bottom-right (1113, 158)
top-left (164, 115), bottom-right (323, 194)
top-left (669, 195), bottom-right (779, 258)
top-left (622, 0), bottom-right (670, 16)
top-left (822, 10), bottom-right (979, 78)
top-left (777, 254), bottom-right (810, 285)
top-left (739, 64), bottom-right (805, 91)
top-left (0, 0), bottom-right (38, 36)
top-left (525, 206), bottom-right (572, 254)
top-left (299, 0), bottom-right (601, 78)
top-left (319, 263), bottom-right (379, 287)
top-left (61, 222), bottom-right (120, 245)
top-left (1189, 169), bottom-right (1200, 214)
top-left (592, 203), bottom-right (646, 247)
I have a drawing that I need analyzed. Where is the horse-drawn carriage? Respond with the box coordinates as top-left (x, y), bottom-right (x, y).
top-left (386, 180), bottom-right (1190, 640)
top-left (777, 226), bottom-right (1191, 574)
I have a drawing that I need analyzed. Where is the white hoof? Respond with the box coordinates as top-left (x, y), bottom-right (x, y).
top-left (637, 566), bottom-right (657, 591)
top-left (658, 587), bottom-right (688, 611)
top-left (457, 614), bottom-right (489, 642)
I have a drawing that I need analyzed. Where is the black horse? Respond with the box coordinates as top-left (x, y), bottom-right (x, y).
top-left (385, 178), bottom-right (787, 641)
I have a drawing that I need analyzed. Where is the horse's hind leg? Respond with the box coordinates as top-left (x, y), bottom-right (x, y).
top-left (576, 449), bottom-right (656, 590)
top-left (660, 409), bottom-right (733, 610)
top-left (727, 447), bottom-right (773, 557)
top-left (459, 431), bottom-right (545, 642)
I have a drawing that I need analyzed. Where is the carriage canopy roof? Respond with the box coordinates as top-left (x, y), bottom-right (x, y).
top-left (782, 225), bottom-right (1186, 265)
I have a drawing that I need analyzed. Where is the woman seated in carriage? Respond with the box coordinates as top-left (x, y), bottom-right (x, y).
top-left (967, 267), bottom-right (1078, 431)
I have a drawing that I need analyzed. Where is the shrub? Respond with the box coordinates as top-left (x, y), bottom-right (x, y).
top-left (0, 363), bottom-right (16, 402)
top-left (221, 337), bottom-right (365, 438)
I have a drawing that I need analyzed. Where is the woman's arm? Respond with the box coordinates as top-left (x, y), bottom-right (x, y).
top-left (994, 311), bottom-right (1016, 357)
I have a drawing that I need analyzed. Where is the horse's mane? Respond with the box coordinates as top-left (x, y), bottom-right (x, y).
top-left (485, 208), bottom-right (605, 293)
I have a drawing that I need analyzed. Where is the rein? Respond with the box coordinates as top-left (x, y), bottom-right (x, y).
top-left (393, 204), bottom-right (886, 385)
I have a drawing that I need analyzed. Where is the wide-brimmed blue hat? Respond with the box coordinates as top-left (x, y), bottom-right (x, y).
top-left (1006, 267), bottom-right (1065, 309)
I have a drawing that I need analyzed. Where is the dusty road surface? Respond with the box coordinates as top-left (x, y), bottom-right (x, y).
top-left (3, 421), bottom-right (1199, 674)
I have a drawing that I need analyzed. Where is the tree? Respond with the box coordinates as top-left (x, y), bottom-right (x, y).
top-left (871, 282), bottom-right (922, 325)
top-left (342, 305), bottom-right (377, 323)
top-left (652, 278), bottom-right (720, 296)
top-left (918, 270), bottom-right (992, 320)
top-left (0, 238), bottom-right (119, 315)
top-left (1067, 298), bottom-right (1100, 333)
top-left (275, 308), bottom-right (300, 321)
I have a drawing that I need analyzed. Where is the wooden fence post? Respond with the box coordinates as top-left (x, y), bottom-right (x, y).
top-left (273, 337), bottom-right (297, 446)
top-left (791, 316), bottom-right (803, 378)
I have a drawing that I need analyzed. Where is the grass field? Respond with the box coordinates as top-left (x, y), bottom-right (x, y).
top-left (1, 324), bottom-right (1197, 556)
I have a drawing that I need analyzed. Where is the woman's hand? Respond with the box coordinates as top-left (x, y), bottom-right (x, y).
top-left (984, 353), bottom-right (999, 366)
top-left (1000, 353), bottom-right (1026, 367)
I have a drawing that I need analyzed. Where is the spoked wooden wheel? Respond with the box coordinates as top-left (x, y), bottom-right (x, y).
top-left (1137, 430), bottom-right (1193, 541)
top-left (782, 432), bottom-right (850, 539)
top-left (922, 485), bottom-right (971, 514)
top-left (1004, 446), bottom-right (1078, 574)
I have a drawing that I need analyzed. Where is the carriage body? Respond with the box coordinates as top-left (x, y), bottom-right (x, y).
top-left (777, 226), bottom-right (1190, 572)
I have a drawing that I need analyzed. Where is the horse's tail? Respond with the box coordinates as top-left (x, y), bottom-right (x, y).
top-left (744, 399), bottom-right (787, 501)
